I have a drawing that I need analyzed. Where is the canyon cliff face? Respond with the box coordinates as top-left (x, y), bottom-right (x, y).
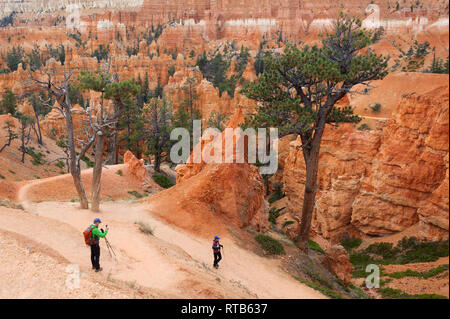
top-left (280, 80), bottom-right (449, 242)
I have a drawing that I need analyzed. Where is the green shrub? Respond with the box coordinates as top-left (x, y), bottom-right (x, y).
top-left (268, 182), bottom-right (285, 204)
top-left (349, 237), bottom-right (450, 279)
top-left (308, 240), bottom-right (325, 254)
top-left (8, 169), bottom-right (16, 174)
top-left (128, 190), bottom-right (146, 199)
top-left (152, 174), bottom-right (174, 188)
top-left (378, 287), bottom-right (447, 299)
top-left (0, 173), bottom-right (5, 179)
top-left (268, 207), bottom-right (284, 224)
top-left (55, 161), bottom-right (65, 169)
top-left (168, 65), bottom-right (176, 77)
top-left (282, 220), bottom-right (295, 228)
top-left (341, 238), bottom-right (363, 251)
top-left (135, 221), bottom-right (154, 236)
top-left (26, 147), bottom-right (45, 165)
top-left (387, 264), bottom-right (449, 279)
top-left (370, 103), bottom-right (382, 113)
top-left (255, 234), bottom-right (285, 255)
top-left (293, 276), bottom-right (346, 299)
top-left (116, 169), bottom-right (123, 176)
top-left (366, 242), bottom-right (400, 260)
top-left (348, 283), bottom-right (371, 299)
top-left (358, 123), bottom-right (371, 131)
top-left (81, 156), bottom-right (94, 168)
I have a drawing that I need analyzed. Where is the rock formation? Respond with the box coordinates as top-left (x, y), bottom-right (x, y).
top-left (144, 106), bottom-right (269, 237)
top-left (321, 245), bottom-right (354, 286)
top-left (280, 80), bottom-right (449, 242)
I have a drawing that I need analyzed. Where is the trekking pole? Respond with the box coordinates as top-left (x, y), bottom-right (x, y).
top-left (105, 241), bottom-right (113, 258)
top-left (105, 237), bottom-right (117, 260)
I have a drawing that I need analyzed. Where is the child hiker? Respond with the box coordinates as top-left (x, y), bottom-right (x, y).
top-left (212, 235), bottom-right (223, 269)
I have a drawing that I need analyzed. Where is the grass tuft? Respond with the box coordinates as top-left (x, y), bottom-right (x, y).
top-left (308, 240), bottom-right (325, 254)
top-left (135, 221), bottom-right (154, 236)
top-left (378, 287), bottom-right (447, 299)
top-left (255, 234), bottom-right (285, 255)
top-left (293, 276), bottom-right (346, 299)
top-left (341, 238), bottom-right (363, 252)
top-left (152, 174), bottom-right (174, 188)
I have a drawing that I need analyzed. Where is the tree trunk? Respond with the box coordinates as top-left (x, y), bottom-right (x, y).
top-left (91, 94), bottom-right (105, 212)
top-left (111, 127), bottom-right (119, 164)
top-left (296, 114), bottom-right (328, 253)
top-left (66, 107), bottom-right (89, 209)
top-left (296, 150), bottom-right (320, 252)
top-left (33, 110), bottom-right (43, 145)
top-left (20, 124), bottom-right (26, 163)
top-left (154, 153), bottom-right (161, 173)
top-left (91, 132), bottom-right (104, 212)
top-left (72, 165), bottom-right (89, 209)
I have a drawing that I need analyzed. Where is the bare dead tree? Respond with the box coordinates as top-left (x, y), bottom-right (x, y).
top-left (32, 71), bottom-right (95, 209)
top-left (78, 60), bottom-right (138, 212)
top-left (16, 113), bottom-right (34, 163)
top-left (0, 121), bottom-right (18, 154)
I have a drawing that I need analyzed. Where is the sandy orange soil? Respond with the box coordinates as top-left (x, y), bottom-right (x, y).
top-left (0, 168), bottom-right (325, 299)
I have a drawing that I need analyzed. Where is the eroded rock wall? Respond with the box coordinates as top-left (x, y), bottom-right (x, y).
top-left (281, 83), bottom-right (449, 242)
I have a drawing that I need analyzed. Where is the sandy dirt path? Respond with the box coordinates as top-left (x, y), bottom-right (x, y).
top-left (0, 175), bottom-right (325, 299)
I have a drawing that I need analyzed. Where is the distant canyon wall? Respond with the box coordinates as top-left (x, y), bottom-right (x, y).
top-left (0, 0), bottom-right (143, 17)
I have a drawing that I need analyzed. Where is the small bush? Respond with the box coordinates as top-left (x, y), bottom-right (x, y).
top-left (81, 156), bottom-right (94, 168)
top-left (370, 103), bottom-right (382, 113)
top-left (378, 287), bottom-right (447, 299)
top-left (358, 123), bottom-right (371, 131)
top-left (349, 237), bottom-right (450, 279)
top-left (168, 65), bottom-right (176, 77)
top-left (282, 220), bottom-right (295, 228)
top-left (293, 276), bottom-right (346, 299)
top-left (366, 242), bottom-right (400, 260)
top-left (26, 147), bottom-right (45, 165)
top-left (268, 207), bottom-right (284, 224)
top-left (308, 240), bottom-right (325, 254)
top-left (152, 174), bottom-right (174, 188)
top-left (8, 169), bottom-right (16, 174)
top-left (268, 182), bottom-right (285, 204)
top-left (341, 238), bottom-right (363, 252)
top-left (135, 221), bottom-right (154, 236)
top-left (116, 169), bottom-right (123, 176)
top-left (0, 199), bottom-right (24, 210)
top-left (128, 190), bottom-right (146, 199)
top-left (55, 161), bottom-right (65, 169)
top-left (0, 173), bottom-right (5, 179)
top-left (387, 265), bottom-right (449, 279)
top-left (255, 234), bottom-right (285, 255)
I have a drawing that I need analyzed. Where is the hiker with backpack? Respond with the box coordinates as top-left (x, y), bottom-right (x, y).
top-left (212, 236), bottom-right (223, 269)
top-left (84, 218), bottom-right (108, 272)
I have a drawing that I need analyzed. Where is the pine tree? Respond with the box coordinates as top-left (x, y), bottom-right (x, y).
top-left (242, 13), bottom-right (389, 252)
top-left (0, 89), bottom-right (17, 115)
